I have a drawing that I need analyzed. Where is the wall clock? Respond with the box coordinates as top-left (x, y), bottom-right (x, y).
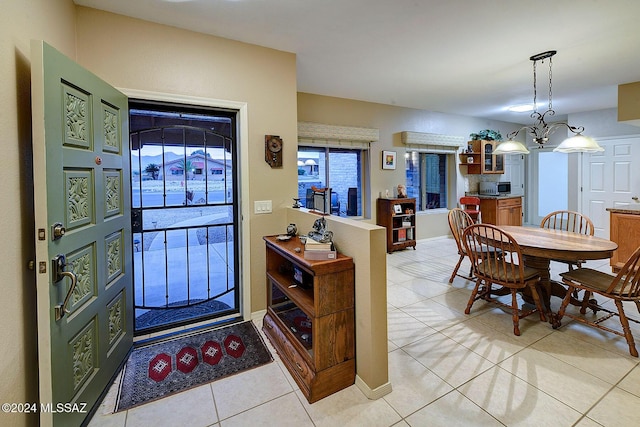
top-left (265, 135), bottom-right (283, 168)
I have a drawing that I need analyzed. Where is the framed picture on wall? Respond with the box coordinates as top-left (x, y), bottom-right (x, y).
top-left (382, 150), bottom-right (396, 170)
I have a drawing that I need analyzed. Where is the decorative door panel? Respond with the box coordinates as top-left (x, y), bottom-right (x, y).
top-left (32, 40), bottom-right (132, 427)
top-left (64, 169), bottom-right (94, 230)
top-left (65, 244), bottom-right (96, 315)
top-left (104, 170), bottom-right (123, 218)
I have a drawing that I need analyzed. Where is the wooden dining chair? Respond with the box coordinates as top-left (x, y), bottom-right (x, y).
top-left (447, 208), bottom-right (475, 283)
top-left (540, 210), bottom-right (595, 271)
top-left (462, 224), bottom-right (546, 336)
top-left (555, 245), bottom-right (640, 357)
top-left (448, 208), bottom-right (504, 284)
top-left (460, 196), bottom-right (481, 223)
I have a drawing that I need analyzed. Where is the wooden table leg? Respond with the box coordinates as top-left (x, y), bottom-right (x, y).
top-left (521, 255), bottom-right (588, 327)
top-left (521, 255), bottom-right (554, 322)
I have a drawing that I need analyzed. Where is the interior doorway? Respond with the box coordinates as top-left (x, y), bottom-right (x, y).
top-left (530, 149), bottom-right (568, 226)
top-left (129, 100), bottom-right (241, 334)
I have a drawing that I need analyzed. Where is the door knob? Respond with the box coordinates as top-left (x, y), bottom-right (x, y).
top-left (632, 196), bottom-right (639, 201)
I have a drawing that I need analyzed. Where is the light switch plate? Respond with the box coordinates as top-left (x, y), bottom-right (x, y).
top-left (254, 200), bottom-right (272, 214)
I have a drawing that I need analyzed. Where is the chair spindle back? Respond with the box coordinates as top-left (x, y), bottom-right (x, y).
top-left (608, 246), bottom-right (640, 298)
top-left (540, 210), bottom-right (595, 236)
top-left (463, 224), bottom-right (525, 285)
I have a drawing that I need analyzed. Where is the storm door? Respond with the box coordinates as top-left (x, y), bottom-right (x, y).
top-left (129, 101), bottom-right (240, 334)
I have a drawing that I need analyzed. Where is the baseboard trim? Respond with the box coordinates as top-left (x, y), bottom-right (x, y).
top-left (251, 309), bottom-right (266, 323)
top-left (355, 375), bottom-right (392, 400)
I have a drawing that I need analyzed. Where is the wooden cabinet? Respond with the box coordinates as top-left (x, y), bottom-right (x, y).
top-left (608, 209), bottom-right (640, 272)
top-left (262, 235), bottom-right (355, 403)
top-left (376, 198), bottom-right (417, 253)
top-left (460, 140), bottom-right (504, 175)
top-left (480, 197), bottom-right (522, 226)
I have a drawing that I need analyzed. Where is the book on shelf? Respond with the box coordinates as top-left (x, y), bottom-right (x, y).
top-left (304, 249), bottom-right (337, 260)
top-left (305, 239), bottom-right (333, 251)
top-left (397, 228), bottom-right (406, 242)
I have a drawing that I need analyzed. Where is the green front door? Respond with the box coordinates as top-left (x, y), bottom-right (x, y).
top-left (32, 40), bottom-right (133, 426)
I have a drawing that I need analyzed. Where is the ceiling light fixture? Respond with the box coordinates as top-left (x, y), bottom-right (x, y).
top-left (494, 50), bottom-right (603, 155)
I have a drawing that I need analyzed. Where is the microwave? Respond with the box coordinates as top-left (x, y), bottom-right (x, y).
top-left (498, 181), bottom-right (511, 194)
top-left (478, 182), bottom-right (498, 195)
top-left (479, 181), bottom-right (511, 195)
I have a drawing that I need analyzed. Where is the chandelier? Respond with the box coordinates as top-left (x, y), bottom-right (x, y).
top-left (494, 50), bottom-right (603, 155)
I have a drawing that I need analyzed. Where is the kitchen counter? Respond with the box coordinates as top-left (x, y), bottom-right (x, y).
top-left (466, 193), bottom-right (523, 200)
top-left (607, 207), bottom-right (640, 272)
top-left (475, 196), bottom-right (523, 226)
top-left (606, 206), bottom-right (640, 215)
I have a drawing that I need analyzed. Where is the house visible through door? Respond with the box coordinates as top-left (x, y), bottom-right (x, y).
top-left (129, 100), bottom-right (240, 334)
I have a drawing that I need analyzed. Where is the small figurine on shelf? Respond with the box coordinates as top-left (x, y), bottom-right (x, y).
top-left (308, 217), bottom-right (334, 244)
top-left (397, 184), bottom-right (407, 198)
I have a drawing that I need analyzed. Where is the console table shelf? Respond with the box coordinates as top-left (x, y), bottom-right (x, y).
top-left (262, 235), bottom-right (355, 403)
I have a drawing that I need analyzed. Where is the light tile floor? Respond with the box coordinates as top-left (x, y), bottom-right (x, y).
top-left (89, 236), bottom-right (640, 427)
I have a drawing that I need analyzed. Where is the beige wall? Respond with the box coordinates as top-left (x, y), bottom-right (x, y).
top-left (1, 1), bottom-right (77, 426)
top-left (618, 81), bottom-right (640, 126)
top-left (296, 92), bottom-right (524, 238)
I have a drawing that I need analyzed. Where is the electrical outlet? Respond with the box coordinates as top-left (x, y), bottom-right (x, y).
top-left (254, 200), bottom-right (272, 214)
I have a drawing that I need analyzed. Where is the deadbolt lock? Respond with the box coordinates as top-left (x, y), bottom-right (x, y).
top-left (51, 222), bottom-right (66, 240)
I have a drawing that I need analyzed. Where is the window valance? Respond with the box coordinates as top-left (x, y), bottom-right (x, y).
top-left (298, 122), bottom-right (379, 148)
top-left (400, 131), bottom-right (465, 154)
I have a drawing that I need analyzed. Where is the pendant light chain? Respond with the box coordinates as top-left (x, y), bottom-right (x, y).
top-left (532, 59), bottom-right (537, 113)
top-left (548, 56), bottom-right (553, 111)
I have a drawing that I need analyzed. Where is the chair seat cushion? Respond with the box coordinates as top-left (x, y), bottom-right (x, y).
top-left (560, 268), bottom-right (625, 295)
top-left (477, 261), bottom-right (539, 283)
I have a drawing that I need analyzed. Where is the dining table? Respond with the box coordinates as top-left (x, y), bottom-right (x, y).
top-left (498, 225), bottom-right (618, 325)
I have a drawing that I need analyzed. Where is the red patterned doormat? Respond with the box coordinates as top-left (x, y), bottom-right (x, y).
top-left (115, 321), bottom-right (272, 411)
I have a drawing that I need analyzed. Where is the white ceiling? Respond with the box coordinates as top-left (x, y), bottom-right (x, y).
top-left (74, 0), bottom-right (640, 124)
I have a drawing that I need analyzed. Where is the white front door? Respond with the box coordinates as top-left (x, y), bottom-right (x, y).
top-left (32, 40), bottom-right (133, 426)
top-left (581, 135), bottom-right (640, 238)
